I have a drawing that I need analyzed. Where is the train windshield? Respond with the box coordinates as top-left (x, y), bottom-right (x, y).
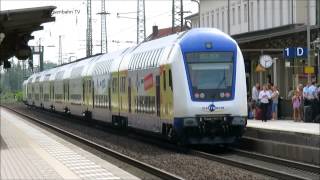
top-left (185, 52), bottom-right (234, 101)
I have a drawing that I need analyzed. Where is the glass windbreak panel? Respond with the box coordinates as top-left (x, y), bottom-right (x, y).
top-left (186, 52), bottom-right (234, 101)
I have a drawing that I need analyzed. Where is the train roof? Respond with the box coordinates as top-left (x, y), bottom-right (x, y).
top-left (25, 28), bottom-right (236, 84)
top-left (86, 48), bottom-right (132, 77)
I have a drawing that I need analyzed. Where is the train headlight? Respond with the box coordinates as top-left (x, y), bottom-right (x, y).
top-left (183, 118), bottom-right (198, 127)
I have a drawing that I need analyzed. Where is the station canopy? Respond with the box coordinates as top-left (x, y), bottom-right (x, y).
top-left (0, 6), bottom-right (56, 68)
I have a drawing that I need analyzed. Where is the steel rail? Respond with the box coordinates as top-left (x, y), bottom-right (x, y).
top-left (4, 105), bottom-right (319, 180)
top-left (190, 150), bottom-right (318, 180)
top-left (232, 148), bottom-right (320, 175)
top-left (1, 105), bottom-right (183, 180)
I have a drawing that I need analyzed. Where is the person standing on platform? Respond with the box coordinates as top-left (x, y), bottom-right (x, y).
top-left (303, 83), bottom-right (310, 105)
top-left (267, 83), bottom-right (273, 120)
top-left (297, 84), bottom-right (304, 121)
top-left (308, 81), bottom-right (318, 120)
top-left (271, 85), bottom-right (280, 120)
top-left (259, 85), bottom-right (271, 122)
top-left (251, 83), bottom-right (260, 119)
top-left (292, 90), bottom-right (301, 122)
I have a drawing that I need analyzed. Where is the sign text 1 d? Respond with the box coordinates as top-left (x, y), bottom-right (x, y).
top-left (283, 47), bottom-right (308, 59)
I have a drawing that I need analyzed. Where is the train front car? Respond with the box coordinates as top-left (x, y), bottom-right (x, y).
top-left (172, 28), bottom-right (247, 145)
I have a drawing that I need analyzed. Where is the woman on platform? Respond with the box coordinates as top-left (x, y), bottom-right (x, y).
top-left (292, 91), bottom-right (301, 122)
top-left (259, 85), bottom-right (272, 122)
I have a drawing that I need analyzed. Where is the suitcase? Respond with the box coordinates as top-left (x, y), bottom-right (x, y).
top-left (304, 106), bottom-right (313, 122)
top-left (255, 107), bottom-right (263, 120)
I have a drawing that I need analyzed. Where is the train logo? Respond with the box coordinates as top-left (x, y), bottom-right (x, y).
top-left (208, 104), bottom-right (216, 112)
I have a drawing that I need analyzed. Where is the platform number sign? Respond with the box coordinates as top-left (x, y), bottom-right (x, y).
top-left (284, 47), bottom-right (308, 59)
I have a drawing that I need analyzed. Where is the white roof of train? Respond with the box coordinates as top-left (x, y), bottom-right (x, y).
top-left (25, 29), bottom-right (201, 82)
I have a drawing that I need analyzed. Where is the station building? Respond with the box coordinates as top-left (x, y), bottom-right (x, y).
top-left (186, 0), bottom-right (320, 103)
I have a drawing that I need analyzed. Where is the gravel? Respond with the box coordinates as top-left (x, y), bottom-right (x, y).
top-left (8, 104), bottom-right (275, 180)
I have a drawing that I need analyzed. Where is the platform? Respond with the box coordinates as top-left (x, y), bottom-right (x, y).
top-left (0, 108), bottom-right (140, 180)
top-left (247, 119), bottom-right (320, 135)
top-left (242, 119), bottom-right (320, 165)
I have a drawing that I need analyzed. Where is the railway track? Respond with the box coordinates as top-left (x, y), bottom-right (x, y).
top-left (191, 148), bottom-right (320, 180)
top-left (3, 105), bottom-right (320, 180)
top-left (1, 105), bottom-right (183, 180)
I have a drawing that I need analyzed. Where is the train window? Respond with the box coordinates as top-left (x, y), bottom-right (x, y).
top-left (146, 51), bottom-right (152, 68)
top-left (142, 52), bottom-right (148, 68)
top-left (143, 52), bottom-right (149, 68)
top-left (163, 70), bottom-right (166, 91)
top-left (133, 54), bottom-right (140, 69)
top-left (130, 56), bottom-right (134, 70)
top-left (148, 51), bottom-right (153, 67)
top-left (106, 95), bottom-right (108, 108)
top-left (153, 49), bottom-right (161, 67)
top-left (101, 95), bottom-right (103, 108)
top-left (129, 55), bottom-right (134, 70)
top-left (149, 50), bottom-right (155, 67)
top-left (112, 78), bottom-right (115, 92)
top-left (83, 81), bottom-right (85, 102)
top-left (100, 95), bottom-right (102, 108)
top-left (137, 96), bottom-right (140, 113)
top-left (151, 49), bottom-right (157, 67)
top-left (120, 77), bottom-right (123, 93)
top-left (147, 96), bottom-right (150, 114)
top-left (153, 49), bottom-right (158, 67)
top-left (123, 77), bottom-right (125, 92)
top-left (134, 55), bottom-right (139, 69)
top-left (157, 48), bottom-right (164, 65)
top-left (138, 53), bottom-right (145, 69)
top-left (121, 77), bottom-right (124, 93)
top-left (133, 54), bottom-right (138, 69)
top-left (169, 69), bottom-right (173, 90)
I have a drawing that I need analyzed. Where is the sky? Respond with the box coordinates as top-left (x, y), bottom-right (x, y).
top-left (0, 0), bottom-right (197, 66)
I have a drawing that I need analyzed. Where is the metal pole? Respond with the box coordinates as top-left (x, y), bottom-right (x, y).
top-left (190, 0), bottom-right (200, 27)
top-left (172, 0), bottom-right (175, 32)
top-left (228, 0), bottom-right (230, 34)
top-left (40, 46), bottom-right (43, 72)
top-left (198, 1), bottom-right (200, 27)
top-left (247, 0), bottom-right (250, 32)
top-left (307, 0), bottom-right (311, 83)
top-left (180, 0), bottom-right (183, 31)
top-left (318, 49), bottom-right (320, 83)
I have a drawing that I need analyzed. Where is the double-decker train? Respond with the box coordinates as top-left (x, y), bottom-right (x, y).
top-left (23, 28), bottom-right (247, 145)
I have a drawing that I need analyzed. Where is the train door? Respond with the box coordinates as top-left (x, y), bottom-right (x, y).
top-left (160, 66), bottom-right (174, 121)
top-left (108, 79), bottom-right (111, 111)
top-left (111, 73), bottom-right (119, 114)
top-left (82, 79), bottom-right (85, 105)
top-left (63, 81), bottom-right (66, 102)
top-left (156, 75), bottom-right (160, 117)
top-left (85, 79), bottom-right (92, 107)
top-left (40, 83), bottom-right (43, 105)
top-left (128, 78), bottom-right (132, 113)
top-left (50, 82), bottom-right (54, 102)
top-left (92, 80), bottom-right (94, 108)
top-left (67, 80), bottom-right (69, 102)
top-left (64, 80), bottom-right (69, 103)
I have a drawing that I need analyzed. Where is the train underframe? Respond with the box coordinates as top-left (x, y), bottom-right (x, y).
top-left (23, 101), bottom-right (247, 145)
top-left (172, 116), bottom-right (247, 145)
